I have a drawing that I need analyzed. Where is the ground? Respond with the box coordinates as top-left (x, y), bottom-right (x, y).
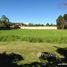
top-left (0, 29), bottom-right (67, 64)
top-left (0, 41), bottom-right (66, 64)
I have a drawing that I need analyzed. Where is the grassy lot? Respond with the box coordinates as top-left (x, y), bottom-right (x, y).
top-left (0, 29), bottom-right (67, 43)
top-left (0, 29), bottom-right (67, 64)
top-left (0, 41), bottom-right (67, 64)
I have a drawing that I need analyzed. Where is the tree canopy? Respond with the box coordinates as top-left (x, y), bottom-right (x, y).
top-left (63, 14), bottom-right (67, 22)
top-left (0, 15), bottom-right (10, 27)
top-left (56, 14), bottom-right (67, 29)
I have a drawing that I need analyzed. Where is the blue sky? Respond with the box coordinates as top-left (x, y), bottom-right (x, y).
top-left (0, 0), bottom-right (67, 24)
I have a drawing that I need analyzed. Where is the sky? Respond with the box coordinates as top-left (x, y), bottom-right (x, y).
top-left (0, 0), bottom-right (67, 24)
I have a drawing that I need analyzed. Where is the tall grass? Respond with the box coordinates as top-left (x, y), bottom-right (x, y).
top-left (0, 29), bottom-right (67, 43)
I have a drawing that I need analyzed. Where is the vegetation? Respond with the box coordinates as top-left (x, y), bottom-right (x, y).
top-left (56, 16), bottom-right (64, 29)
top-left (0, 41), bottom-right (67, 64)
top-left (0, 29), bottom-right (67, 43)
top-left (0, 15), bottom-right (20, 29)
top-left (46, 23), bottom-right (56, 26)
top-left (63, 14), bottom-right (67, 22)
top-left (0, 15), bottom-right (56, 29)
top-left (0, 14), bottom-right (67, 65)
top-left (0, 15), bottom-right (10, 27)
top-left (56, 14), bottom-right (67, 29)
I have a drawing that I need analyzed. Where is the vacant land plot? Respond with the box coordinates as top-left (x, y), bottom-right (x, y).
top-left (0, 41), bottom-right (67, 64)
top-left (0, 29), bottom-right (67, 64)
top-left (0, 29), bottom-right (67, 43)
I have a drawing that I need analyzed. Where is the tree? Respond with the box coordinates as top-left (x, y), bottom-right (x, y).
top-left (0, 15), bottom-right (10, 27)
top-left (46, 23), bottom-right (50, 26)
top-left (63, 14), bottom-right (67, 22)
top-left (28, 22), bottom-right (33, 26)
top-left (56, 15), bottom-right (64, 29)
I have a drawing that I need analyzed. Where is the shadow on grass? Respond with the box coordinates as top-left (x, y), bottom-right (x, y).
top-left (0, 52), bottom-right (58, 67)
top-left (0, 52), bottom-right (23, 67)
top-left (0, 52), bottom-right (43, 67)
top-left (0, 47), bottom-right (67, 67)
top-left (56, 47), bottom-right (67, 63)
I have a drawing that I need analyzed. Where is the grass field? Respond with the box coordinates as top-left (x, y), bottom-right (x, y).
top-left (0, 41), bottom-right (67, 64)
top-left (0, 29), bottom-right (67, 43)
top-left (0, 29), bottom-right (67, 64)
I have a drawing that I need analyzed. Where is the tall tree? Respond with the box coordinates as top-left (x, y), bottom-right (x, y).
top-left (56, 15), bottom-right (64, 29)
top-left (0, 15), bottom-right (10, 27)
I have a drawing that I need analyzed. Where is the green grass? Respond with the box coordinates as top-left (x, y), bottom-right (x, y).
top-left (0, 29), bottom-right (67, 43)
top-left (0, 29), bottom-right (67, 64)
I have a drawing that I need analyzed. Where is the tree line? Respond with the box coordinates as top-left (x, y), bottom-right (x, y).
top-left (1, 14), bottom-right (67, 30)
top-left (0, 15), bottom-right (56, 30)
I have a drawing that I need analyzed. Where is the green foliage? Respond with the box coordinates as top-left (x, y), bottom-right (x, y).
top-left (0, 30), bottom-right (67, 63)
top-left (28, 22), bottom-right (33, 26)
top-left (56, 16), bottom-right (64, 29)
top-left (56, 14), bottom-right (67, 29)
top-left (0, 29), bottom-right (67, 43)
top-left (46, 23), bottom-right (50, 26)
top-left (46, 23), bottom-right (56, 26)
top-left (63, 14), bottom-right (67, 22)
top-left (0, 15), bottom-right (10, 27)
